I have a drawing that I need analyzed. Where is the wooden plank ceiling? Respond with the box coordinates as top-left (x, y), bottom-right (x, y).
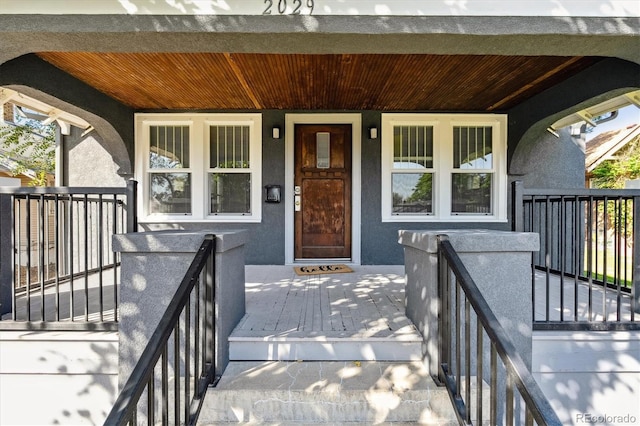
top-left (36, 52), bottom-right (599, 111)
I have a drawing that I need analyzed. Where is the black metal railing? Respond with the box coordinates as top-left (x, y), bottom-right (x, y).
top-left (512, 181), bottom-right (639, 330)
top-left (104, 235), bottom-right (216, 426)
top-left (438, 236), bottom-right (561, 426)
top-left (0, 180), bottom-right (137, 329)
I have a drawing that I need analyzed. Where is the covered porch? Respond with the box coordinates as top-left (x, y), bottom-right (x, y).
top-left (1, 3), bottom-right (638, 423)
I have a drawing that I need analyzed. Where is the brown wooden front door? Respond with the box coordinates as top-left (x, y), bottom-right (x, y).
top-left (294, 124), bottom-right (352, 259)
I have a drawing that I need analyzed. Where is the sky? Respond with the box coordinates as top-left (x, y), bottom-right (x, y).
top-left (586, 104), bottom-right (640, 141)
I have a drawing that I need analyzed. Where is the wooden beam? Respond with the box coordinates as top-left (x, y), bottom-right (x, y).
top-left (224, 53), bottom-right (262, 109)
top-left (487, 56), bottom-right (584, 111)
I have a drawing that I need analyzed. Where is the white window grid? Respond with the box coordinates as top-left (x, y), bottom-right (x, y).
top-left (381, 113), bottom-right (507, 222)
top-left (136, 113), bottom-right (262, 222)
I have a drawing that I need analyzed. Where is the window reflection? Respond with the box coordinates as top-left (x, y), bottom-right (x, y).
top-left (392, 173), bottom-right (433, 213)
top-left (209, 173), bottom-right (251, 214)
top-left (149, 172), bottom-right (191, 214)
top-left (451, 173), bottom-right (491, 214)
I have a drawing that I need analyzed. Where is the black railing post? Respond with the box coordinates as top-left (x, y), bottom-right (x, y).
top-left (436, 234), bottom-right (450, 387)
top-left (0, 194), bottom-right (13, 316)
top-left (511, 180), bottom-right (524, 232)
top-left (206, 234), bottom-right (216, 374)
top-left (634, 195), bottom-right (640, 315)
top-left (126, 179), bottom-right (138, 233)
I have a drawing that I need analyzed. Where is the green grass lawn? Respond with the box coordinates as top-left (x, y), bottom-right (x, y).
top-left (585, 248), bottom-right (633, 288)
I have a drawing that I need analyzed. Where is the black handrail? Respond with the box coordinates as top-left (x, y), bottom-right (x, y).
top-left (438, 236), bottom-right (561, 425)
top-left (0, 181), bottom-right (137, 328)
top-left (512, 181), bottom-right (639, 330)
top-left (0, 183), bottom-right (135, 231)
top-left (104, 235), bottom-right (216, 426)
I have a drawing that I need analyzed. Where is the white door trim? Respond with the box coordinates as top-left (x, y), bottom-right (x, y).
top-left (284, 113), bottom-right (362, 265)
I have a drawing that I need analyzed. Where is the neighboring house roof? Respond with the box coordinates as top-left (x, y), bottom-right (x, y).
top-left (585, 124), bottom-right (640, 173)
top-left (0, 152), bottom-right (37, 179)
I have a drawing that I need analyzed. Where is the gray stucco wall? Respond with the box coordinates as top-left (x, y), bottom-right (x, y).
top-left (114, 231), bottom-right (246, 386)
top-left (64, 127), bottom-right (128, 187)
top-left (509, 127), bottom-right (586, 190)
top-left (1, 15), bottom-right (638, 65)
top-left (1, 14), bottom-right (638, 265)
top-left (399, 230), bottom-right (539, 375)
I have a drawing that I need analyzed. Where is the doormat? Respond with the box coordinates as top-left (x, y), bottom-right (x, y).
top-left (294, 264), bottom-right (353, 276)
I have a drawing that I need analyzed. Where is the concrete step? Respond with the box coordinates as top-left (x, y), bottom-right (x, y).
top-left (533, 331), bottom-right (640, 425)
top-left (197, 361), bottom-right (457, 425)
top-left (229, 330), bottom-right (423, 362)
top-left (0, 330), bottom-right (119, 426)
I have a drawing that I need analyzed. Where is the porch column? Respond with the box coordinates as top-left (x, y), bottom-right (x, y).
top-left (113, 230), bottom-right (247, 389)
top-left (398, 229), bottom-right (539, 379)
top-left (0, 194), bottom-right (12, 315)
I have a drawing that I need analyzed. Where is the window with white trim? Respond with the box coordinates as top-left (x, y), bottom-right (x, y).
top-left (136, 113), bottom-right (262, 222)
top-left (381, 114), bottom-right (507, 222)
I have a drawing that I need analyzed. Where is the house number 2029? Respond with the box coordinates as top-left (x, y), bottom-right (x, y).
top-left (263, 0), bottom-right (315, 15)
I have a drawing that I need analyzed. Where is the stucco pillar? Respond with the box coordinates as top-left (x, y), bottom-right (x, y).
top-left (398, 229), bottom-right (539, 379)
top-left (113, 230), bottom-right (247, 388)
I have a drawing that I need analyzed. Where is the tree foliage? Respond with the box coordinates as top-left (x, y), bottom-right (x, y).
top-left (0, 121), bottom-right (56, 186)
top-left (589, 133), bottom-right (639, 243)
top-left (407, 173), bottom-right (432, 203)
top-left (590, 134), bottom-right (640, 189)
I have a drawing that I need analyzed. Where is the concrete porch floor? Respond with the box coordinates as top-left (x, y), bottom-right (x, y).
top-left (229, 264), bottom-right (422, 361)
top-left (533, 269), bottom-right (636, 323)
top-left (235, 264), bottom-right (636, 340)
top-left (239, 264), bottom-right (413, 338)
top-left (4, 263), bottom-right (635, 326)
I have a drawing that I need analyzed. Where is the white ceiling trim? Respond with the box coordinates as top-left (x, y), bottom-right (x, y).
top-left (0, 88), bottom-right (90, 131)
top-left (551, 89), bottom-right (640, 131)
